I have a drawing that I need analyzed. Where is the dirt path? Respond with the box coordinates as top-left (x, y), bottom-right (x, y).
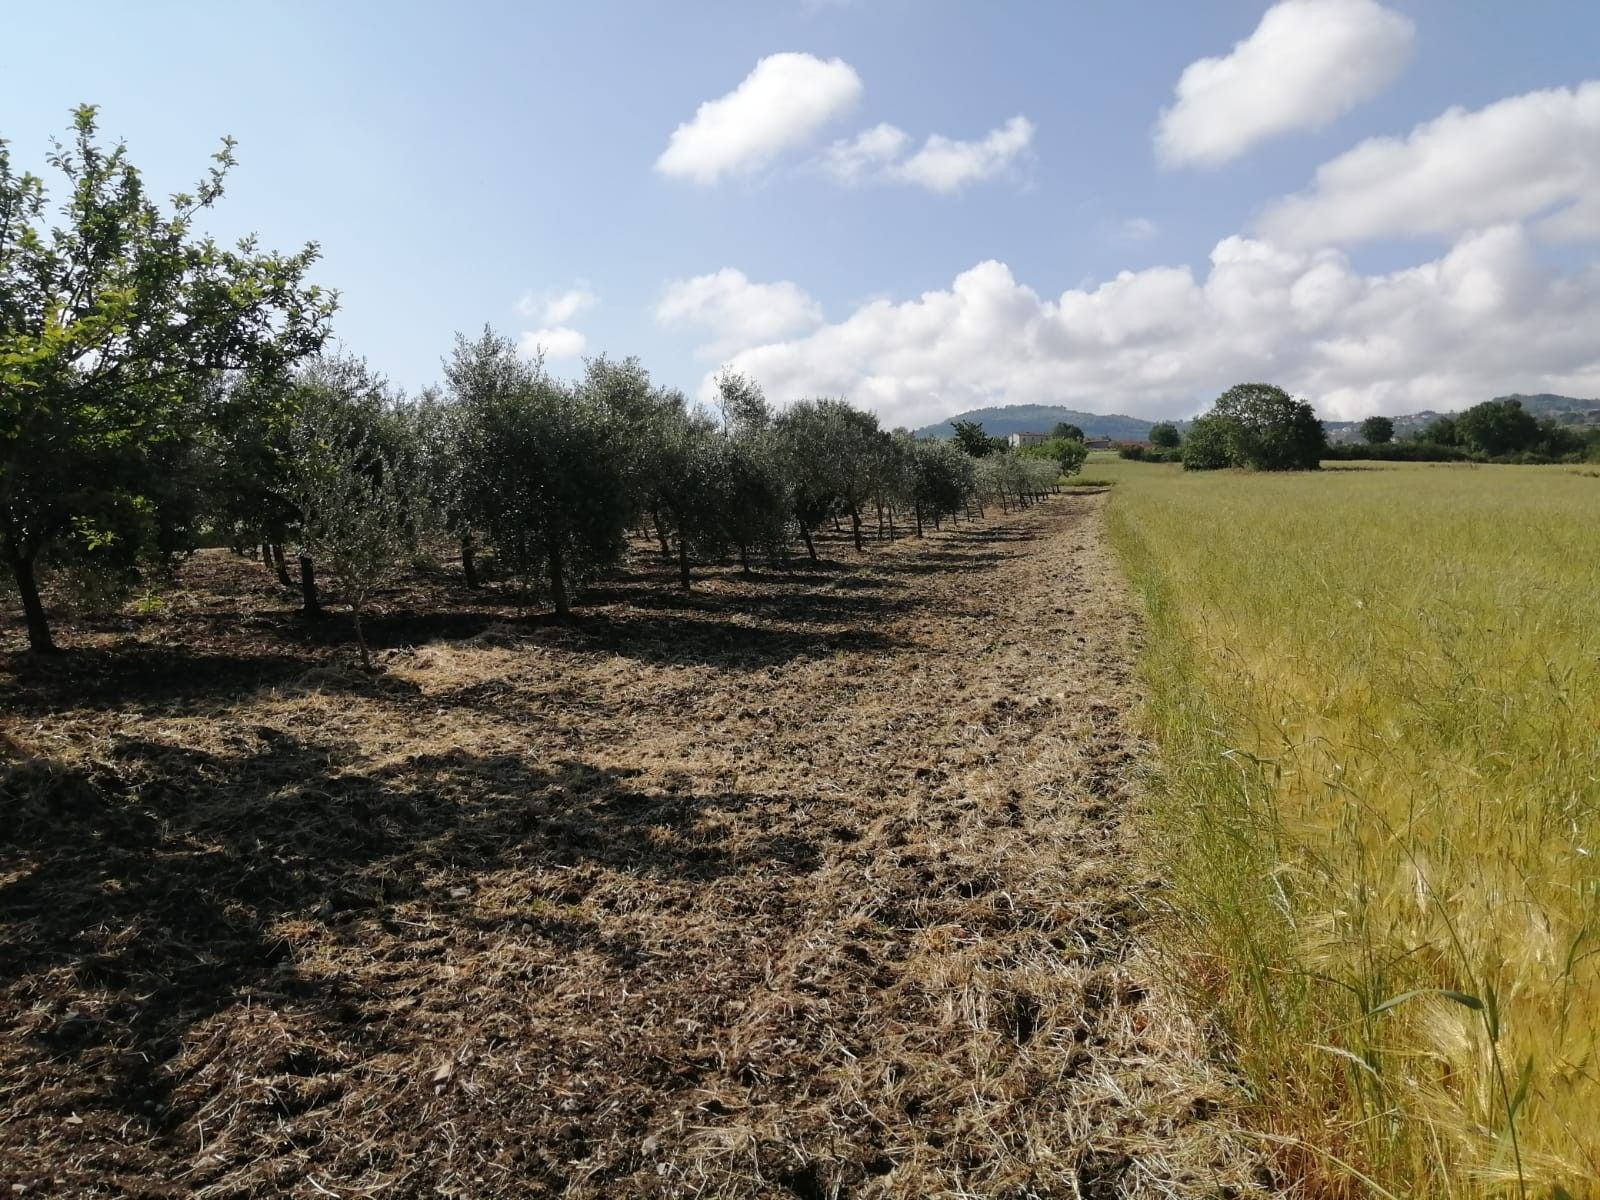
top-left (2, 496), bottom-right (1262, 1198)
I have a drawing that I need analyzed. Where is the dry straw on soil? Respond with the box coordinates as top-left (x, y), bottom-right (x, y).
top-left (3, 499), bottom-right (1264, 1198)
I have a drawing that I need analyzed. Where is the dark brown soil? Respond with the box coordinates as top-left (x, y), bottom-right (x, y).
top-left (1, 498), bottom-right (1261, 1198)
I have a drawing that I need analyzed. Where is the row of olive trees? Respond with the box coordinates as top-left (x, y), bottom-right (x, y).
top-left (2, 107), bottom-right (1071, 657)
top-left (236, 330), bottom-right (1071, 664)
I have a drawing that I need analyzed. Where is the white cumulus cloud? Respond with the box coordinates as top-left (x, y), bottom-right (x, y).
top-left (705, 226), bottom-right (1600, 427)
top-left (822, 123), bottom-right (911, 183)
top-left (517, 287), bottom-right (599, 325)
top-left (517, 327), bottom-right (588, 360)
top-left (824, 116), bottom-right (1035, 191)
top-left (656, 52), bottom-right (862, 184)
top-left (656, 268), bottom-right (825, 359)
top-left (1156, 0), bottom-right (1414, 168)
top-left (1260, 81), bottom-right (1600, 246)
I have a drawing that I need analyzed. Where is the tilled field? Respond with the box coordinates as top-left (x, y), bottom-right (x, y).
top-left (2, 497), bottom-right (1264, 1198)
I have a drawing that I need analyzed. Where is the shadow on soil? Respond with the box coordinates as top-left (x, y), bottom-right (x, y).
top-left (0, 733), bottom-right (816, 1128)
top-left (0, 532), bottom-right (1001, 713)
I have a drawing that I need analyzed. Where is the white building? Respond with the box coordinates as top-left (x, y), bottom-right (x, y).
top-left (1006, 431), bottom-right (1052, 448)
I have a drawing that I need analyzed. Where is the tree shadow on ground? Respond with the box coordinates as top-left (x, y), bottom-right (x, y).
top-left (0, 734), bottom-right (815, 1129)
top-left (0, 506), bottom-right (1042, 709)
top-left (0, 647), bottom-right (383, 718)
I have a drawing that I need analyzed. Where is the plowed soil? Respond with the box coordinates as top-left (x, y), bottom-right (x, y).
top-left (1, 497), bottom-right (1264, 1198)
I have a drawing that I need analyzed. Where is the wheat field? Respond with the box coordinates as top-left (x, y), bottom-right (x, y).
top-left (1105, 459), bottom-right (1600, 1197)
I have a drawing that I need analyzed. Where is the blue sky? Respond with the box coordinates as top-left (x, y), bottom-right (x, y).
top-left (5, 1), bottom-right (1599, 425)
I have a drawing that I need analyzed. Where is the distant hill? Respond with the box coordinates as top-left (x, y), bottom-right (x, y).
top-left (914, 405), bottom-right (1154, 442)
top-left (919, 394), bottom-right (1600, 446)
top-left (1324, 393), bottom-right (1600, 442)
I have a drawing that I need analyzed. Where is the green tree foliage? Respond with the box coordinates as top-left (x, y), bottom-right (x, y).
top-left (0, 105), bottom-right (333, 650)
top-left (1181, 414), bottom-right (1238, 471)
top-left (1050, 421), bottom-right (1085, 442)
top-left (975, 452), bottom-right (1057, 513)
top-left (776, 399), bottom-right (885, 557)
top-left (651, 401), bottom-right (736, 589)
top-left (1457, 397), bottom-right (1540, 457)
top-left (715, 373), bottom-right (790, 572)
top-left (950, 418), bottom-right (996, 458)
top-left (1415, 415), bottom-right (1460, 446)
top-left (400, 385), bottom-right (481, 584)
top-left (1021, 436), bottom-right (1088, 477)
top-left (1183, 383), bottom-right (1326, 471)
top-left (1149, 421), bottom-right (1182, 448)
top-left (1360, 415), bottom-right (1395, 445)
top-left (453, 331), bottom-right (628, 616)
top-left (286, 371), bottom-right (412, 670)
top-left (901, 437), bottom-right (975, 534)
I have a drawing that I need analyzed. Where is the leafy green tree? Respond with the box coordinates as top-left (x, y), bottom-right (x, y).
top-left (1457, 397), bottom-right (1540, 457)
top-left (202, 370), bottom-right (301, 582)
top-left (1180, 414), bottom-right (1237, 471)
top-left (1413, 415), bottom-right (1460, 446)
top-left (456, 331), bottom-right (628, 616)
top-left (400, 385), bottom-right (480, 584)
top-left (281, 355), bottom-right (413, 615)
top-left (1202, 383), bottom-right (1326, 471)
top-left (1021, 436), bottom-right (1088, 477)
top-left (715, 373), bottom-right (789, 571)
top-left (0, 105), bottom-right (333, 650)
top-left (1050, 421), bottom-right (1085, 442)
top-left (651, 402), bottom-right (736, 589)
top-left (1360, 415), bottom-right (1395, 445)
top-left (950, 419), bottom-right (995, 458)
top-left (286, 380), bottom-right (412, 671)
top-left (1149, 421), bottom-right (1182, 448)
top-left (715, 369), bottom-right (771, 436)
top-left (446, 328), bottom-right (576, 584)
top-left (906, 438), bottom-right (976, 533)
top-left (776, 399), bottom-right (884, 556)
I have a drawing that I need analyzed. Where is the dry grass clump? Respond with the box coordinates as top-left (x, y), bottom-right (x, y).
top-left (0, 504), bottom-right (1259, 1197)
top-left (1107, 460), bottom-right (1600, 1196)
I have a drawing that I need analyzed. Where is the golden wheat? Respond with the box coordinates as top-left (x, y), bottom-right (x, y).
top-left (1105, 460), bottom-right (1600, 1197)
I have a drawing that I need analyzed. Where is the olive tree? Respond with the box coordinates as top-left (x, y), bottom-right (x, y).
top-left (457, 332), bottom-right (627, 616)
top-left (715, 372), bottom-right (790, 571)
top-left (651, 402), bottom-right (735, 589)
top-left (286, 380), bottom-right (412, 671)
top-left (906, 437), bottom-right (975, 534)
top-left (0, 105), bottom-right (333, 650)
top-left (776, 399), bottom-right (883, 552)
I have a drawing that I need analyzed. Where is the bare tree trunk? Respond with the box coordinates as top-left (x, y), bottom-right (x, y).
top-left (652, 507), bottom-right (672, 560)
top-left (801, 527), bottom-right (818, 562)
top-left (271, 542), bottom-right (292, 587)
top-left (353, 606), bottom-right (372, 672)
top-left (739, 544), bottom-right (752, 575)
top-left (849, 506), bottom-right (864, 552)
top-left (913, 503), bottom-right (924, 538)
top-left (677, 535), bottom-right (693, 590)
top-left (8, 550), bottom-right (55, 654)
top-left (548, 540), bottom-right (570, 618)
top-left (461, 535), bottom-right (479, 589)
top-left (887, 504), bottom-right (896, 541)
top-left (298, 555), bottom-right (322, 616)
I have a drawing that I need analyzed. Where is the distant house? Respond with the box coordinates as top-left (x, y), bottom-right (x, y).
top-left (1007, 431), bottom-right (1052, 448)
top-left (1083, 437), bottom-right (1114, 450)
